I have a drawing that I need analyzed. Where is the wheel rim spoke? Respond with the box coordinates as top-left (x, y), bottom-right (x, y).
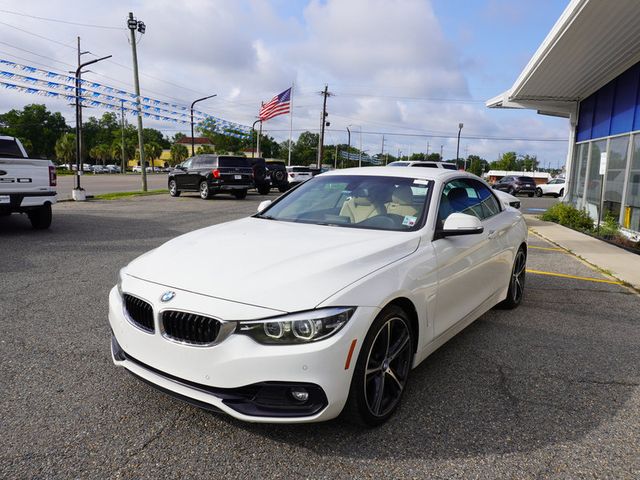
top-left (388, 331), bottom-right (409, 362)
top-left (386, 367), bottom-right (404, 391)
top-left (372, 374), bottom-right (385, 415)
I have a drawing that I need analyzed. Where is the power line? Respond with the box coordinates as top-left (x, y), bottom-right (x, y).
top-left (0, 21), bottom-right (77, 51)
top-left (0, 8), bottom-right (123, 30)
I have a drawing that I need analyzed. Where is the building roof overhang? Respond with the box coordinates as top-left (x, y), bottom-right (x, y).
top-left (487, 0), bottom-right (640, 117)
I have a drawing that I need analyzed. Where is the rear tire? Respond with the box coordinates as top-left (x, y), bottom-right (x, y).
top-left (233, 189), bottom-right (248, 200)
top-left (535, 188), bottom-right (542, 197)
top-left (342, 305), bottom-right (414, 427)
top-left (28, 203), bottom-right (52, 230)
top-left (169, 179), bottom-right (180, 197)
top-left (199, 181), bottom-right (212, 200)
top-left (498, 247), bottom-right (526, 309)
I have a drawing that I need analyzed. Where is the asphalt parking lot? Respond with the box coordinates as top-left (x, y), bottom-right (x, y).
top-left (1, 193), bottom-right (638, 479)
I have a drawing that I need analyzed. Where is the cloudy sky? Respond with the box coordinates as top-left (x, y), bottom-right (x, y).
top-left (0, 0), bottom-right (570, 166)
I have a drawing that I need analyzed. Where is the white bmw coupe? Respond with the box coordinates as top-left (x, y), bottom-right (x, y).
top-left (109, 167), bottom-right (527, 425)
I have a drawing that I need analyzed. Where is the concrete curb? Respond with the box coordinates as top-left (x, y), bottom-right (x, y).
top-left (525, 215), bottom-right (640, 291)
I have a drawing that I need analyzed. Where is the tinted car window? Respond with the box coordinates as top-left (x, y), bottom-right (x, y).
top-left (0, 139), bottom-right (25, 157)
top-left (441, 163), bottom-right (457, 170)
top-left (291, 167), bottom-right (311, 172)
top-left (439, 178), bottom-right (500, 223)
top-left (518, 176), bottom-right (535, 183)
top-left (388, 162), bottom-right (409, 166)
top-left (219, 156), bottom-right (250, 167)
top-left (412, 163), bottom-right (437, 168)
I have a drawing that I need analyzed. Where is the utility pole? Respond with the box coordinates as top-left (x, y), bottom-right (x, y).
top-left (334, 144), bottom-right (338, 169)
top-left (358, 126), bottom-right (362, 167)
top-left (426, 141), bottom-right (430, 156)
top-left (127, 12), bottom-right (147, 191)
top-left (317, 84), bottom-right (331, 169)
top-left (440, 145), bottom-right (443, 160)
top-left (120, 99), bottom-right (126, 173)
top-left (345, 126), bottom-right (351, 169)
top-left (381, 135), bottom-right (385, 164)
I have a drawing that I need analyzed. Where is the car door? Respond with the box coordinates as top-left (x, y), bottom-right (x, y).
top-left (494, 176), bottom-right (510, 192)
top-left (431, 178), bottom-right (506, 337)
top-left (183, 157), bottom-right (200, 189)
top-left (172, 159), bottom-right (190, 189)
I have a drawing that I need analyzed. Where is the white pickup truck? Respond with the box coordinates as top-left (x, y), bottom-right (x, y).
top-left (0, 136), bottom-right (57, 229)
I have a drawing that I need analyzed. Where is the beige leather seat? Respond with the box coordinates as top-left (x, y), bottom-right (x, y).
top-left (386, 185), bottom-right (417, 217)
top-left (340, 189), bottom-right (384, 223)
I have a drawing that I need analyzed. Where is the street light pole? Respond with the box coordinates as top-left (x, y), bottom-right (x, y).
top-left (252, 119), bottom-right (261, 158)
top-left (120, 99), bottom-right (126, 174)
top-left (456, 122), bottom-right (464, 170)
top-left (127, 12), bottom-right (148, 191)
top-left (190, 94), bottom-right (217, 156)
top-left (345, 126), bottom-right (351, 169)
top-left (358, 126), bottom-right (362, 168)
top-left (73, 54), bottom-right (112, 200)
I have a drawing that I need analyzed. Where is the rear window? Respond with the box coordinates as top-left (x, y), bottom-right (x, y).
top-left (0, 138), bottom-right (25, 158)
top-left (291, 167), bottom-right (311, 172)
top-left (441, 163), bottom-right (457, 170)
top-left (517, 176), bottom-right (535, 183)
top-left (412, 163), bottom-right (437, 168)
top-left (388, 162), bottom-right (409, 166)
top-left (219, 156), bottom-right (251, 168)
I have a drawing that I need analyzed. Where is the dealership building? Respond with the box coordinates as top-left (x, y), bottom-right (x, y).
top-left (487, 0), bottom-right (640, 237)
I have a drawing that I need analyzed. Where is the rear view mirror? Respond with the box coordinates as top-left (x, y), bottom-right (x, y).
top-left (437, 212), bottom-right (483, 238)
top-left (257, 200), bottom-right (272, 213)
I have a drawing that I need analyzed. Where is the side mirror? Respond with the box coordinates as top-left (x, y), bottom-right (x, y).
top-left (437, 212), bottom-right (483, 238)
top-left (257, 200), bottom-right (272, 213)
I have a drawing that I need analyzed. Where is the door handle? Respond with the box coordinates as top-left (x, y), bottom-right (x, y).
top-left (488, 229), bottom-right (497, 239)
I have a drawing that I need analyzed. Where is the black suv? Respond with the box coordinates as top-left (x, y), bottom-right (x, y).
top-left (492, 175), bottom-right (537, 197)
top-left (168, 154), bottom-right (253, 199)
top-left (250, 158), bottom-right (290, 195)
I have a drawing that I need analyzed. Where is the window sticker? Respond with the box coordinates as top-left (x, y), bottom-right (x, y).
top-left (402, 215), bottom-right (417, 227)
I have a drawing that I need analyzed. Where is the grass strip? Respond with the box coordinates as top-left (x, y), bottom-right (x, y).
top-left (93, 189), bottom-right (168, 200)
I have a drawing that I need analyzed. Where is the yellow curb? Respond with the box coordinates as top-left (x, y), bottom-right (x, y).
top-left (528, 245), bottom-right (566, 252)
top-left (526, 269), bottom-right (623, 285)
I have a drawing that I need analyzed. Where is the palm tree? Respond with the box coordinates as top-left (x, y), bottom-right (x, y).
top-left (54, 133), bottom-right (76, 167)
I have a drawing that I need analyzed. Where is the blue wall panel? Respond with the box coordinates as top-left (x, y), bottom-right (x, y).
top-left (577, 60), bottom-right (640, 141)
top-left (611, 64), bottom-right (639, 135)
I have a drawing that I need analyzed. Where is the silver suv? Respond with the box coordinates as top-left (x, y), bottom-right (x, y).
top-left (388, 160), bottom-right (458, 170)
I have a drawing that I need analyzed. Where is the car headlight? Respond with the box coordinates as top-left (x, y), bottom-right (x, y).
top-left (236, 307), bottom-right (355, 345)
top-left (116, 268), bottom-right (125, 297)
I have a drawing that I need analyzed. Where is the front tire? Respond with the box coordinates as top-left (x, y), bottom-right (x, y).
top-left (535, 188), bottom-right (542, 197)
top-left (28, 203), bottom-right (52, 230)
top-left (557, 188), bottom-right (564, 198)
top-left (343, 305), bottom-right (414, 427)
top-left (498, 247), bottom-right (526, 309)
top-left (169, 179), bottom-right (180, 197)
top-left (233, 189), bottom-right (248, 200)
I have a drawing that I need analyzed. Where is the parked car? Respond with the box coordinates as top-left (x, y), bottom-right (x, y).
top-left (266, 160), bottom-right (289, 193)
top-left (492, 175), bottom-right (537, 197)
top-left (105, 164), bottom-right (122, 174)
top-left (109, 166), bottom-right (528, 425)
top-left (132, 165), bottom-right (142, 173)
top-left (388, 160), bottom-right (458, 170)
top-left (168, 154), bottom-right (253, 199)
top-left (91, 165), bottom-right (108, 174)
top-left (0, 136), bottom-right (56, 229)
top-left (536, 178), bottom-right (565, 198)
top-left (286, 165), bottom-right (313, 185)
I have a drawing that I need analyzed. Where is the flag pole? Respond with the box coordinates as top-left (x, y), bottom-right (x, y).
top-left (288, 82), bottom-right (294, 166)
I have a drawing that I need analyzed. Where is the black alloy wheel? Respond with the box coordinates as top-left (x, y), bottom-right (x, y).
top-left (344, 305), bottom-right (413, 426)
top-left (499, 247), bottom-right (526, 309)
top-left (199, 181), bottom-right (211, 200)
top-left (169, 179), bottom-right (180, 197)
top-left (535, 187), bottom-right (542, 197)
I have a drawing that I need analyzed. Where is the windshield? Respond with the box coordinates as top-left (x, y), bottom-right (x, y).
top-left (257, 175), bottom-right (431, 231)
top-left (387, 162), bottom-right (409, 166)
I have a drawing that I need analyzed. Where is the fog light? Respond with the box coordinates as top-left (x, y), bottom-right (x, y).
top-left (290, 388), bottom-right (309, 402)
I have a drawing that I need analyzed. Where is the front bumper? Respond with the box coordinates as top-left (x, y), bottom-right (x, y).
top-left (108, 283), bottom-right (376, 423)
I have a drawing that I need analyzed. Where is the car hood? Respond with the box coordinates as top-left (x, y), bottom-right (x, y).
top-left (126, 217), bottom-right (420, 313)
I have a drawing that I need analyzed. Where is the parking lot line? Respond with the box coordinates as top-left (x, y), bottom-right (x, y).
top-left (526, 268), bottom-right (623, 285)
top-left (528, 245), bottom-right (566, 252)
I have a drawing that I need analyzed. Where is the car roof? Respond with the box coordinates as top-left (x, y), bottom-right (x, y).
top-left (320, 166), bottom-right (477, 182)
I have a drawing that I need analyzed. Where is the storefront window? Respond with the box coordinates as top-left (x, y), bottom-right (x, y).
top-left (571, 143), bottom-right (589, 207)
top-left (624, 134), bottom-right (640, 232)
top-left (603, 136), bottom-right (629, 220)
top-left (585, 140), bottom-right (606, 220)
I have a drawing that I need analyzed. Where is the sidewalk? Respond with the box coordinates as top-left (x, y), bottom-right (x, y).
top-left (525, 215), bottom-right (640, 291)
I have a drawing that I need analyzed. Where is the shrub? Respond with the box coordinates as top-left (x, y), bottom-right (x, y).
top-left (599, 212), bottom-right (620, 238)
top-left (541, 203), bottom-right (594, 232)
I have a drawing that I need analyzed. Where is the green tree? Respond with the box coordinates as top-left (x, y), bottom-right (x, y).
top-left (0, 104), bottom-right (68, 158)
top-left (196, 145), bottom-right (215, 154)
top-left (466, 154), bottom-right (488, 176)
top-left (54, 133), bottom-right (76, 165)
top-left (144, 142), bottom-right (163, 167)
top-left (518, 154), bottom-right (538, 172)
top-left (89, 143), bottom-right (111, 166)
top-left (170, 143), bottom-right (189, 165)
top-left (491, 151), bottom-right (518, 170)
top-left (292, 131), bottom-right (319, 165)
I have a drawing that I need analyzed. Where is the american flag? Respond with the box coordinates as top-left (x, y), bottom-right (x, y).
top-left (259, 87), bottom-right (291, 122)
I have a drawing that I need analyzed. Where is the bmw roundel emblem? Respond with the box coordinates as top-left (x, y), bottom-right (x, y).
top-left (160, 291), bottom-right (176, 302)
